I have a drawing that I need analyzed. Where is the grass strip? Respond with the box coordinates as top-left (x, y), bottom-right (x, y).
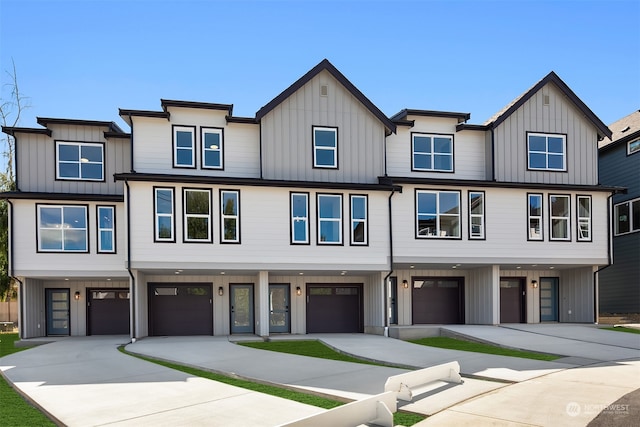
top-left (409, 336), bottom-right (560, 361)
top-left (603, 326), bottom-right (640, 334)
top-left (120, 345), bottom-right (425, 426)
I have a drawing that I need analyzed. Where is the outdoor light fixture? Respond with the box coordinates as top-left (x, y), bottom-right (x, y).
top-left (218, 287), bottom-right (224, 296)
top-left (74, 291), bottom-right (81, 300)
top-left (531, 280), bottom-right (538, 289)
top-left (402, 280), bottom-right (409, 289)
top-left (296, 286), bottom-right (302, 296)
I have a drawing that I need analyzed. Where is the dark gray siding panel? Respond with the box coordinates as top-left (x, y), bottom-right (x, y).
top-left (599, 234), bottom-right (640, 313)
top-left (559, 267), bottom-right (595, 323)
top-left (599, 144), bottom-right (640, 205)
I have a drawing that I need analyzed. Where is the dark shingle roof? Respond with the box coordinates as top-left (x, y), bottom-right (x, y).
top-left (598, 110), bottom-right (640, 149)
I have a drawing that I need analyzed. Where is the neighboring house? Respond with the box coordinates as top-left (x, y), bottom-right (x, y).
top-left (1, 60), bottom-right (621, 339)
top-left (598, 111), bottom-right (640, 314)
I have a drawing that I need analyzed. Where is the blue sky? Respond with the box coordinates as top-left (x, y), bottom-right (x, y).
top-left (1, 0), bottom-right (638, 137)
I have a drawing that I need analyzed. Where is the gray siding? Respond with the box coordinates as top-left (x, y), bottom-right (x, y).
top-left (466, 266), bottom-right (498, 325)
top-left (261, 70), bottom-right (385, 183)
top-left (16, 124), bottom-right (129, 195)
top-left (559, 267), bottom-right (595, 323)
top-left (599, 234), bottom-right (640, 313)
top-left (21, 278), bottom-right (44, 338)
top-left (600, 141), bottom-right (640, 205)
top-left (493, 83), bottom-right (599, 185)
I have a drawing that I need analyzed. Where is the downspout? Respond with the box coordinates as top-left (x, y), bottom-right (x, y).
top-left (593, 192), bottom-right (615, 324)
top-left (382, 188), bottom-right (396, 336)
top-left (7, 200), bottom-right (24, 339)
top-left (124, 180), bottom-right (136, 341)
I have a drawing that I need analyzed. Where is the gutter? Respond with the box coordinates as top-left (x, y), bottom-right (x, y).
top-left (382, 189), bottom-right (396, 336)
top-left (6, 200), bottom-right (24, 339)
top-left (593, 193), bottom-right (615, 324)
top-left (124, 180), bottom-right (136, 341)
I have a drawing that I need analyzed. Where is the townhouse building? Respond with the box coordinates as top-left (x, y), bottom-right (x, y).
top-left (2, 59), bottom-right (620, 339)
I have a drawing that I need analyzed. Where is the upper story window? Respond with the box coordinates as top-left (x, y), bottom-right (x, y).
top-left (550, 194), bottom-right (570, 241)
top-left (528, 193), bottom-right (543, 241)
top-left (416, 190), bottom-right (460, 238)
top-left (154, 187), bottom-right (175, 242)
top-left (577, 195), bottom-right (592, 242)
top-left (221, 190), bottom-right (240, 243)
top-left (527, 133), bottom-right (566, 171)
top-left (317, 194), bottom-right (342, 244)
top-left (173, 125), bottom-right (196, 168)
top-left (56, 141), bottom-right (104, 181)
top-left (412, 133), bottom-right (453, 172)
top-left (614, 197), bottom-right (640, 235)
top-left (37, 204), bottom-right (88, 252)
top-left (97, 205), bottom-right (115, 253)
top-left (350, 195), bottom-right (368, 245)
top-left (184, 188), bottom-right (212, 242)
top-left (313, 126), bottom-right (338, 168)
top-left (202, 127), bottom-right (224, 169)
top-left (290, 192), bottom-right (309, 244)
top-left (628, 139), bottom-right (640, 156)
top-left (469, 191), bottom-right (485, 240)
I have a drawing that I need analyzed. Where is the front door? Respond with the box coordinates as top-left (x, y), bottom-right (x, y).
top-left (46, 289), bottom-right (70, 336)
top-left (230, 284), bottom-right (254, 334)
top-left (269, 284), bottom-right (290, 333)
top-left (540, 277), bottom-right (559, 322)
top-left (500, 278), bottom-right (525, 323)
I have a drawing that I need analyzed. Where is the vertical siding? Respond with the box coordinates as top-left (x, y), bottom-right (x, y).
top-left (467, 266), bottom-right (498, 324)
top-left (494, 83), bottom-right (598, 185)
top-left (261, 70), bottom-right (385, 183)
top-left (559, 267), bottom-right (595, 323)
top-left (22, 278), bottom-right (44, 338)
top-left (599, 235), bottom-right (640, 313)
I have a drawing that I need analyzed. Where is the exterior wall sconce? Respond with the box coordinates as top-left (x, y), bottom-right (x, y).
top-left (74, 291), bottom-right (81, 300)
top-left (218, 287), bottom-right (224, 296)
top-left (402, 280), bottom-right (409, 289)
top-left (296, 286), bottom-right (302, 296)
top-left (531, 280), bottom-right (538, 289)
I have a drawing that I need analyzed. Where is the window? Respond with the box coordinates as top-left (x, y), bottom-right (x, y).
top-left (313, 126), bottom-right (338, 168)
top-left (37, 205), bottom-right (88, 252)
top-left (56, 141), bottom-right (104, 180)
top-left (412, 133), bottom-right (454, 172)
top-left (350, 195), bottom-right (368, 245)
top-left (154, 187), bottom-right (174, 242)
top-left (173, 125), bottom-right (196, 168)
top-left (527, 133), bottom-right (566, 171)
top-left (290, 192), bottom-right (309, 244)
top-left (614, 197), bottom-right (640, 235)
top-left (577, 196), bottom-right (591, 242)
top-left (201, 127), bottom-right (224, 169)
top-left (528, 193), bottom-right (543, 240)
top-left (183, 189), bottom-right (211, 242)
top-left (97, 206), bottom-right (115, 253)
top-left (416, 190), bottom-right (460, 238)
top-left (628, 139), bottom-right (640, 155)
top-left (468, 191), bottom-right (485, 239)
top-left (220, 190), bottom-right (240, 243)
top-left (317, 194), bottom-right (342, 244)
top-left (550, 194), bottom-right (570, 241)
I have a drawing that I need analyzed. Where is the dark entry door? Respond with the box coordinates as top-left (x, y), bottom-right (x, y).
top-left (412, 278), bottom-right (464, 324)
top-left (269, 284), bottom-right (290, 333)
top-left (88, 289), bottom-right (130, 335)
top-left (230, 284), bottom-right (254, 334)
top-left (149, 284), bottom-right (213, 336)
top-left (306, 284), bottom-right (363, 333)
top-left (46, 289), bottom-right (70, 336)
top-left (500, 278), bottom-right (525, 323)
top-left (540, 277), bottom-right (559, 322)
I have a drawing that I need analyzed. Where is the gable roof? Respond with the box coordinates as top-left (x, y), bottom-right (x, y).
top-left (483, 71), bottom-right (612, 140)
top-left (255, 59), bottom-right (396, 134)
top-left (599, 110), bottom-right (640, 150)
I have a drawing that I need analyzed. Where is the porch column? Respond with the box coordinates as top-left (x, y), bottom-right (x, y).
top-left (257, 271), bottom-right (269, 337)
top-left (490, 265), bottom-right (500, 325)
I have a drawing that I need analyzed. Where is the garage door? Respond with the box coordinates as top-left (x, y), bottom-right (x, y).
top-left (88, 289), bottom-right (130, 335)
top-left (149, 284), bottom-right (213, 336)
top-left (412, 278), bottom-right (464, 324)
top-left (306, 284), bottom-right (363, 333)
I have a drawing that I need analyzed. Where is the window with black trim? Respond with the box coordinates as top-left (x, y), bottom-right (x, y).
top-left (416, 190), bottom-right (460, 238)
top-left (221, 190), bottom-right (240, 243)
top-left (154, 187), bottom-right (175, 242)
top-left (290, 192), bottom-right (309, 244)
top-left (468, 191), bottom-right (485, 239)
top-left (173, 125), bottom-right (196, 168)
top-left (628, 139), bottom-right (640, 155)
top-left (317, 194), bottom-right (342, 244)
top-left (56, 141), bottom-right (104, 180)
top-left (201, 127), bottom-right (224, 169)
top-left (614, 197), bottom-right (640, 235)
top-left (37, 204), bottom-right (88, 252)
top-left (527, 133), bottom-right (566, 171)
top-left (528, 193), bottom-right (543, 241)
top-left (412, 133), bottom-right (453, 172)
top-left (577, 195), bottom-right (591, 242)
top-left (550, 194), bottom-right (570, 241)
top-left (350, 194), bottom-right (368, 245)
top-left (97, 205), bottom-right (115, 253)
top-left (313, 126), bottom-right (338, 168)
top-left (183, 188), bottom-right (212, 242)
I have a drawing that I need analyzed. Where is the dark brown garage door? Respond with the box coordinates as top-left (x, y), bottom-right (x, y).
top-left (412, 278), bottom-right (464, 324)
top-left (149, 284), bottom-right (213, 336)
top-left (306, 284), bottom-right (363, 333)
top-left (88, 289), bottom-right (130, 335)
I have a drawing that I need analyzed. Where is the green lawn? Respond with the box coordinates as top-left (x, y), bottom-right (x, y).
top-left (603, 326), bottom-right (640, 334)
top-left (0, 333), bottom-right (56, 426)
top-left (409, 336), bottom-right (560, 361)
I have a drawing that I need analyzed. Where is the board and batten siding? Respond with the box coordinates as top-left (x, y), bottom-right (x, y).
top-left (131, 111), bottom-right (260, 178)
top-left (386, 117), bottom-right (487, 180)
top-left (466, 265), bottom-right (499, 324)
top-left (16, 126), bottom-right (129, 194)
top-left (599, 234), bottom-right (640, 313)
top-left (19, 278), bottom-right (44, 338)
top-left (493, 83), bottom-right (599, 185)
top-left (559, 267), bottom-right (595, 323)
top-left (260, 70), bottom-right (386, 183)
